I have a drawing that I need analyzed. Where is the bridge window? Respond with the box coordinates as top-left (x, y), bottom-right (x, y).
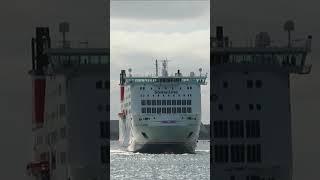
top-left (255, 80), bottom-right (262, 88)
top-left (214, 144), bottom-right (229, 163)
top-left (256, 104), bottom-right (262, 111)
top-left (247, 80), bottom-right (253, 88)
top-left (152, 108), bottom-right (156, 113)
top-left (231, 144), bottom-right (245, 162)
top-left (152, 100), bottom-right (156, 105)
top-left (214, 120), bottom-right (228, 138)
top-left (246, 120), bottom-right (260, 138)
top-left (247, 144), bottom-right (261, 162)
top-left (230, 120), bottom-right (244, 138)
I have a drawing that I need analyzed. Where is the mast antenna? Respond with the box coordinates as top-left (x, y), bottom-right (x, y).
top-left (284, 20), bottom-right (295, 47)
top-left (155, 59), bottom-right (158, 77)
top-left (162, 59), bottom-right (168, 77)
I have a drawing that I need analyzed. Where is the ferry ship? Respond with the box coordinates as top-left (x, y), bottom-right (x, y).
top-left (118, 60), bottom-right (207, 153)
top-left (26, 23), bottom-right (109, 180)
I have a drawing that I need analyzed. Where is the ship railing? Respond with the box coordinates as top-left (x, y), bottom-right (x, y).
top-left (211, 37), bottom-right (311, 50)
top-left (50, 40), bottom-right (104, 49)
top-left (46, 51), bottom-right (109, 70)
top-left (124, 76), bottom-right (207, 84)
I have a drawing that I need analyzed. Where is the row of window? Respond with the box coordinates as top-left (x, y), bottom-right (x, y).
top-left (214, 144), bottom-right (261, 163)
top-left (222, 80), bottom-right (263, 89)
top-left (141, 99), bottom-right (192, 106)
top-left (142, 107), bottom-right (192, 114)
top-left (139, 116), bottom-right (196, 121)
top-left (218, 104), bottom-right (262, 111)
top-left (139, 86), bottom-right (193, 90)
top-left (140, 94), bottom-right (192, 97)
top-left (214, 120), bottom-right (260, 138)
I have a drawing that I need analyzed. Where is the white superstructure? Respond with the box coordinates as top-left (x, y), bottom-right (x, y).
top-left (211, 24), bottom-right (312, 180)
top-left (118, 60), bottom-right (207, 153)
top-left (26, 25), bottom-right (109, 180)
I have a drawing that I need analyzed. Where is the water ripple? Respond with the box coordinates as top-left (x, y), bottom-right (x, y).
top-left (110, 140), bottom-right (210, 180)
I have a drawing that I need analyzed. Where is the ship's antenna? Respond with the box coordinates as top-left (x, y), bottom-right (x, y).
top-left (162, 59), bottom-right (168, 77)
top-left (155, 59), bottom-right (158, 77)
top-left (284, 20), bottom-right (295, 47)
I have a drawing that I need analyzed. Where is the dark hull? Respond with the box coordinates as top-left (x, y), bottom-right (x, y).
top-left (129, 142), bottom-right (196, 154)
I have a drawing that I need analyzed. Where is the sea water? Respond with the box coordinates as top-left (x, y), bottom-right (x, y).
top-left (110, 140), bottom-right (210, 180)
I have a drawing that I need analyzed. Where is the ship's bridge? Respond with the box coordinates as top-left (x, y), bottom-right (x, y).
top-left (211, 26), bottom-right (313, 74)
top-left (212, 46), bottom-right (312, 74)
top-left (44, 48), bottom-right (109, 74)
top-left (124, 76), bottom-right (207, 85)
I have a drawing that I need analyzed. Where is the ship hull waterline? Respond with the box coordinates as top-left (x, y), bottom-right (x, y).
top-left (120, 123), bottom-right (200, 154)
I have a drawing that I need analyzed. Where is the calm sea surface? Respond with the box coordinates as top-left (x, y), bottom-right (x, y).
top-left (110, 140), bottom-right (210, 180)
